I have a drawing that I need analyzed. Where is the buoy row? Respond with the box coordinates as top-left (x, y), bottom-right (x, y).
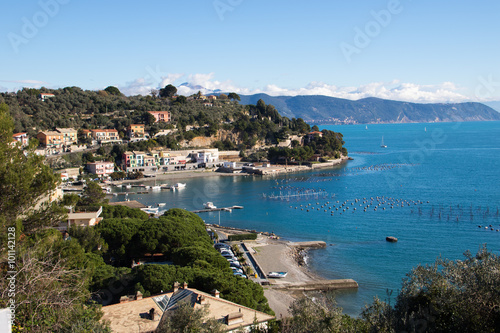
top-left (289, 196), bottom-right (429, 216)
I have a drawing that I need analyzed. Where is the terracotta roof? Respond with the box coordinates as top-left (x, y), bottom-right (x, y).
top-left (101, 287), bottom-right (275, 333)
top-left (91, 129), bottom-right (118, 132)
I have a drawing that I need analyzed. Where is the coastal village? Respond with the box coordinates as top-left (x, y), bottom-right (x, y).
top-left (2, 91), bottom-right (358, 332)
top-left (3, 1), bottom-right (500, 331)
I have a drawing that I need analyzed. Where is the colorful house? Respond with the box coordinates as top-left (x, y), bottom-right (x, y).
top-left (37, 131), bottom-right (63, 148)
top-left (90, 129), bottom-right (120, 143)
top-left (66, 206), bottom-right (103, 228)
top-left (86, 161), bottom-right (115, 177)
top-left (147, 111), bottom-right (171, 123)
top-left (127, 124), bottom-right (145, 137)
top-left (55, 128), bottom-right (78, 145)
top-left (38, 93), bottom-right (55, 101)
top-left (12, 132), bottom-right (29, 147)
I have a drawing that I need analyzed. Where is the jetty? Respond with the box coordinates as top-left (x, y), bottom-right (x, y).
top-left (270, 279), bottom-right (358, 291)
top-left (192, 206), bottom-right (244, 213)
top-left (289, 241), bottom-right (326, 249)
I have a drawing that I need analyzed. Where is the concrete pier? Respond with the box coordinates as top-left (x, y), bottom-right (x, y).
top-left (271, 279), bottom-right (358, 291)
top-left (289, 241), bottom-right (327, 249)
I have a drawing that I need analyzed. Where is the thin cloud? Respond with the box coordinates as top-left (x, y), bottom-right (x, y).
top-left (0, 79), bottom-right (48, 85)
top-left (118, 73), bottom-right (471, 103)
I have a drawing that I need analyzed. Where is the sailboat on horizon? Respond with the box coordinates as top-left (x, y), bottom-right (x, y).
top-left (380, 136), bottom-right (387, 148)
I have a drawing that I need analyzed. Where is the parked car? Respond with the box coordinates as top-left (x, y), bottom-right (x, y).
top-left (231, 267), bottom-right (244, 274)
top-left (233, 272), bottom-right (247, 278)
top-left (222, 254), bottom-right (236, 261)
top-left (214, 243), bottom-right (231, 250)
top-left (230, 262), bottom-right (243, 269)
top-left (219, 249), bottom-right (233, 255)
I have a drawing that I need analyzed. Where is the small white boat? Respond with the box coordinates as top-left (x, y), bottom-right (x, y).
top-left (204, 202), bottom-right (217, 209)
top-left (157, 203), bottom-right (166, 207)
top-left (125, 184), bottom-right (132, 189)
top-left (380, 136), bottom-right (387, 148)
top-left (171, 183), bottom-right (186, 190)
top-left (141, 206), bottom-right (159, 214)
top-left (102, 187), bottom-right (112, 194)
top-left (365, 125), bottom-right (368, 130)
top-left (268, 271), bottom-right (287, 278)
top-left (151, 185), bottom-right (161, 191)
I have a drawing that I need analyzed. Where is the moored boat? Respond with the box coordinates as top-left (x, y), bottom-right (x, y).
top-left (171, 183), bottom-right (186, 190)
top-left (204, 202), bottom-right (217, 209)
top-left (268, 271), bottom-right (287, 278)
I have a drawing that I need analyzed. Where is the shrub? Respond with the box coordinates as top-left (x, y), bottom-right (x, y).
top-left (228, 233), bottom-right (257, 241)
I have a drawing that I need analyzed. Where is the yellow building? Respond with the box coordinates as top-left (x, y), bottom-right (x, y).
top-left (55, 128), bottom-right (78, 145)
top-left (127, 124), bottom-right (145, 137)
top-left (37, 131), bottom-right (63, 148)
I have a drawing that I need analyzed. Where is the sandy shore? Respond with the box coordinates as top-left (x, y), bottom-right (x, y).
top-left (244, 236), bottom-right (324, 318)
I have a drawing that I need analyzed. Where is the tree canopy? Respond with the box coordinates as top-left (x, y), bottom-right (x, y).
top-left (228, 92), bottom-right (241, 101)
top-left (160, 84), bottom-right (178, 98)
top-left (362, 246), bottom-right (500, 332)
top-left (0, 103), bottom-right (62, 236)
top-left (104, 86), bottom-right (122, 96)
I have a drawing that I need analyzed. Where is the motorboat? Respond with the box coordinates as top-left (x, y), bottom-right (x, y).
top-left (204, 202), bottom-right (217, 209)
top-left (141, 205), bottom-right (159, 214)
top-left (268, 271), bottom-right (288, 278)
top-left (171, 183), bottom-right (186, 190)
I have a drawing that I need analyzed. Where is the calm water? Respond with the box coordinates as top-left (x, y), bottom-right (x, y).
top-left (111, 121), bottom-right (500, 316)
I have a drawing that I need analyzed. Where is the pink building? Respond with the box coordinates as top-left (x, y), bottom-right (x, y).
top-left (147, 111), bottom-right (171, 123)
top-left (86, 161), bottom-right (115, 177)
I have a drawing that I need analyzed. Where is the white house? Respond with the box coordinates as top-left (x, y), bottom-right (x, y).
top-left (195, 149), bottom-right (219, 164)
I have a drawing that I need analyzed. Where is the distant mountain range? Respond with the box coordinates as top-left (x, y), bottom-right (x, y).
top-left (483, 101), bottom-right (500, 113)
top-left (237, 94), bottom-right (500, 124)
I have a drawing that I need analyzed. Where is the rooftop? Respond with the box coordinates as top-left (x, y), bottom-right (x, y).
top-left (56, 127), bottom-right (77, 133)
top-left (101, 286), bottom-right (275, 332)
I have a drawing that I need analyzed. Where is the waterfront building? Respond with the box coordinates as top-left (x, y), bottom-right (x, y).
top-left (86, 161), bottom-right (115, 177)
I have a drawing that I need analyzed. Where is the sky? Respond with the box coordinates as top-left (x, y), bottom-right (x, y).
top-left (1, 0), bottom-right (500, 103)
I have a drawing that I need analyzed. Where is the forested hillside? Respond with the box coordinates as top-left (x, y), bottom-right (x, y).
top-left (238, 94), bottom-right (500, 124)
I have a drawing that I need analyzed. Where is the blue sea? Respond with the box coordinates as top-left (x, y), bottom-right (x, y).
top-left (110, 121), bottom-right (500, 316)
